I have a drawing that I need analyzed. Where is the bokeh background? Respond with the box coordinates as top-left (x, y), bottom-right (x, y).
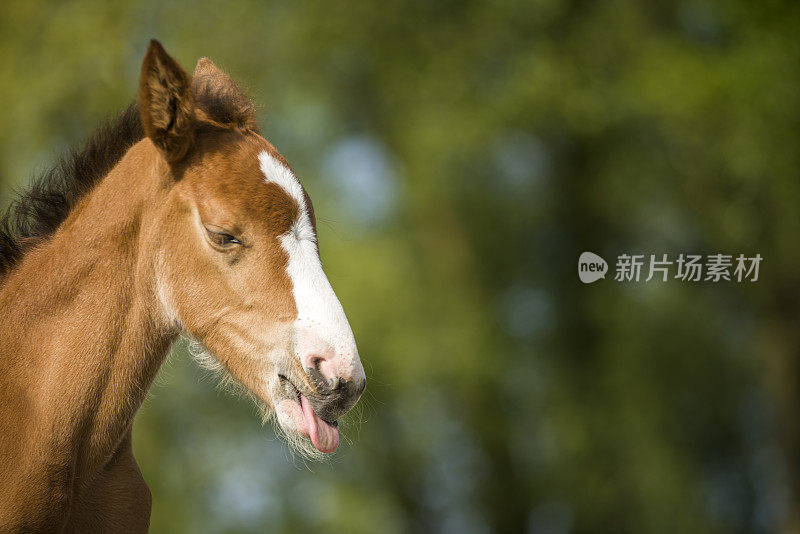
top-left (2, 1), bottom-right (799, 532)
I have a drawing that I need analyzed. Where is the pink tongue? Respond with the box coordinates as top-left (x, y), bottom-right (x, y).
top-left (300, 394), bottom-right (339, 453)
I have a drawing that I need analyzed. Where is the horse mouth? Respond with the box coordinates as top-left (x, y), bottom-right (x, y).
top-left (278, 375), bottom-right (339, 453)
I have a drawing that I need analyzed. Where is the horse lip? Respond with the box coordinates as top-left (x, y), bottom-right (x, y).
top-left (304, 367), bottom-right (339, 396)
top-left (278, 374), bottom-right (339, 427)
top-left (278, 374), bottom-right (301, 399)
top-left (278, 374), bottom-right (328, 408)
top-left (278, 372), bottom-right (354, 424)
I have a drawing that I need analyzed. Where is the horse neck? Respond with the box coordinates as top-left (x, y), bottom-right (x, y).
top-left (0, 140), bottom-right (179, 477)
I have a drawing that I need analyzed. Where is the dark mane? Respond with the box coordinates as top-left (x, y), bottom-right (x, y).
top-left (0, 104), bottom-right (145, 278)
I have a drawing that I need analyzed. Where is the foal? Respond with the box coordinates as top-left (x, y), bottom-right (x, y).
top-left (0, 41), bottom-right (365, 532)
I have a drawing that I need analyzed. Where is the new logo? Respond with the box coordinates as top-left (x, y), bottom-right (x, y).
top-left (578, 252), bottom-right (608, 284)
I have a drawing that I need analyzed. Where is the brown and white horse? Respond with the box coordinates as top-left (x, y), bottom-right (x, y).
top-left (0, 41), bottom-right (365, 532)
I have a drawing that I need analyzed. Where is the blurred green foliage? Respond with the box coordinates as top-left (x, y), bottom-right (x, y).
top-left (2, 0), bottom-right (799, 532)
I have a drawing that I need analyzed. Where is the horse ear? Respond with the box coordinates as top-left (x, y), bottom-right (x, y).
top-left (193, 57), bottom-right (259, 132)
top-left (194, 57), bottom-right (223, 78)
top-left (138, 40), bottom-right (195, 163)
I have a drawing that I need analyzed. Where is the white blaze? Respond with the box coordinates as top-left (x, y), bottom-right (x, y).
top-left (258, 152), bottom-right (361, 379)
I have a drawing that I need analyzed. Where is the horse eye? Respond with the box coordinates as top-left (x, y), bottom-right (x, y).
top-left (205, 227), bottom-right (242, 248)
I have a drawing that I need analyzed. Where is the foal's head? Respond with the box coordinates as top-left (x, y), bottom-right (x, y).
top-left (139, 41), bottom-right (364, 456)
